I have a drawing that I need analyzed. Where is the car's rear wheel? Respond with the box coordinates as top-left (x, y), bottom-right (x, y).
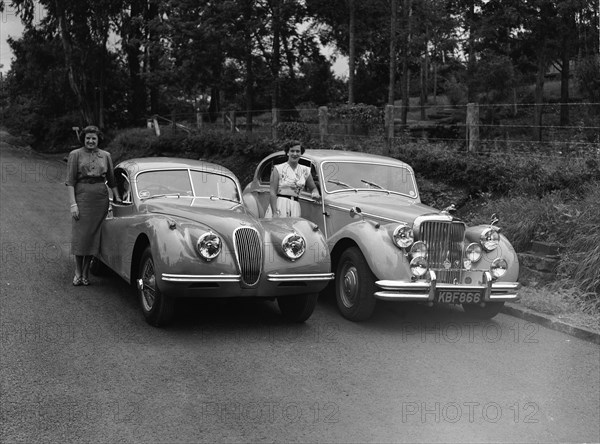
top-left (335, 247), bottom-right (377, 321)
top-left (277, 293), bottom-right (318, 322)
top-left (462, 301), bottom-right (505, 319)
top-left (138, 247), bottom-right (175, 327)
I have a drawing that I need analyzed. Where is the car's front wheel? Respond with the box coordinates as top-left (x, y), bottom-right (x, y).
top-left (137, 247), bottom-right (175, 327)
top-left (462, 301), bottom-right (505, 319)
top-left (335, 247), bottom-right (377, 321)
top-left (277, 293), bottom-right (319, 322)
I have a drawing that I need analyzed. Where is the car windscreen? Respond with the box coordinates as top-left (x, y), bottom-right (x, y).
top-left (136, 169), bottom-right (240, 201)
top-left (136, 170), bottom-right (194, 198)
top-left (189, 170), bottom-right (240, 201)
top-left (321, 161), bottom-right (417, 198)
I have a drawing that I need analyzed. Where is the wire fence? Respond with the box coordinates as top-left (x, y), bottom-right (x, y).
top-left (148, 101), bottom-right (600, 159)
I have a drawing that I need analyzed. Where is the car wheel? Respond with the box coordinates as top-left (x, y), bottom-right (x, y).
top-left (335, 247), bottom-right (377, 321)
top-left (462, 301), bottom-right (505, 319)
top-left (138, 247), bottom-right (175, 327)
top-left (277, 293), bottom-right (319, 322)
top-left (89, 256), bottom-right (108, 276)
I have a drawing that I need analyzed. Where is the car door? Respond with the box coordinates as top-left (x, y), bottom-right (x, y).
top-left (298, 159), bottom-right (327, 233)
top-left (99, 168), bottom-right (137, 279)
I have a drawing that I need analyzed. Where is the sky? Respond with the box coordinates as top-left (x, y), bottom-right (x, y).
top-left (0, 5), bottom-right (27, 73)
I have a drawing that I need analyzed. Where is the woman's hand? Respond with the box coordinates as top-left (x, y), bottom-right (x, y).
top-left (311, 190), bottom-right (321, 202)
top-left (70, 203), bottom-right (80, 220)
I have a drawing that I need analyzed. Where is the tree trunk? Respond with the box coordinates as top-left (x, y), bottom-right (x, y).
top-left (244, 0), bottom-right (254, 132)
top-left (466, 0), bottom-right (476, 103)
top-left (124, 0), bottom-right (147, 125)
top-left (348, 0), bottom-right (356, 104)
top-left (533, 56), bottom-right (546, 142)
top-left (388, 0), bottom-right (397, 105)
top-left (55, 0), bottom-right (93, 125)
top-left (400, 0), bottom-right (411, 126)
top-left (271, 0), bottom-right (281, 111)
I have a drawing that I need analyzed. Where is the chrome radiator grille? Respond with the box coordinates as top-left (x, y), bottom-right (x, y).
top-left (419, 220), bottom-right (465, 283)
top-left (234, 227), bottom-right (262, 286)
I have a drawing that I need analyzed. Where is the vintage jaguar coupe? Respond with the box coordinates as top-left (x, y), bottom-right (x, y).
top-left (243, 150), bottom-right (520, 321)
top-left (93, 157), bottom-right (333, 327)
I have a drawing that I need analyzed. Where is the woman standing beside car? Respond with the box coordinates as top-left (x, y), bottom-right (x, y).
top-left (65, 125), bottom-right (119, 286)
top-left (266, 140), bottom-right (320, 218)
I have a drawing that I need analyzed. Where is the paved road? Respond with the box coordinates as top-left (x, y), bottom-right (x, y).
top-left (1, 137), bottom-right (599, 443)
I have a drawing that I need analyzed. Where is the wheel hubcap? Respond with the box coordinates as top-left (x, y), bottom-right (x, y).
top-left (140, 259), bottom-right (156, 311)
top-left (340, 264), bottom-right (359, 308)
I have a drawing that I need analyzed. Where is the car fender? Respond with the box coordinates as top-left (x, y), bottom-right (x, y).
top-left (328, 220), bottom-right (410, 280)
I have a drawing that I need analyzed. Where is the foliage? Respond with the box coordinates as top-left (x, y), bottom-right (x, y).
top-left (275, 122), bottom-right (311, 142)
top-left (329, 103), bottom-right (383, 128)
top-left (574, 55), bottom-right (600, 105)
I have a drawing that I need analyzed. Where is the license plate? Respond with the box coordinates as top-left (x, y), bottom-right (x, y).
top-left (436, 290), bottom-right (482, 304)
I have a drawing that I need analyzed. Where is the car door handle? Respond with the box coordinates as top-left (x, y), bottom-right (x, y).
top-left (323, 211), bottom-right (330, 217)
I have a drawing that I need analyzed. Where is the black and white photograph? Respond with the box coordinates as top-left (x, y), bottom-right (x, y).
top-left (1, 0), bottom-right (599, 442)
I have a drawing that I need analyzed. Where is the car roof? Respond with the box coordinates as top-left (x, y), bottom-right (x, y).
top-left (117, 157), bottom-right (236, 177)
top-left (280, 149), bottom-right (412, 169)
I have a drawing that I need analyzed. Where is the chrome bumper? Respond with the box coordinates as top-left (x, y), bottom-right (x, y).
top-left (374, 271), bottom-right (520, 302)
top-left (161, 272), bottom-right (334, 283)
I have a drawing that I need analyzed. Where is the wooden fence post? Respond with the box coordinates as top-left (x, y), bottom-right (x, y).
top-left (318, 106), bottom-right (328, 143)
top-left (466, 103), bottom-right (479, 152)
top-left (152, 116), bottom-right (160, 137)
top-left (230, 111), bottom-right (236, 133)
top-left (196, 112), bottom-right (203, 130)
top-left (272, 108), bottom-right (280, 140)
top-left (385, 105), bottom-right (395, 154)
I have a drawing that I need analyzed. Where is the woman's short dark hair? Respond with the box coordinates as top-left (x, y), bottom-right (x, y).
top-left (282, 139), bottom-right (304, 155)
top-left (80, 125), bottom-right (103, 143)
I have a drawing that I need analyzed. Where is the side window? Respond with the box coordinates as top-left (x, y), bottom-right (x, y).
top-left (259, 156), bottom-right (288, 185)
top-left (114, 168), bottom-right (132, 204)
top-left (299, 158), bottom-right (318, 192)
top-left (259, 160), bottom-right (273, 184)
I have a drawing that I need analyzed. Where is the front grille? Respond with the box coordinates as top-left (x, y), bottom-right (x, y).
top-left (419, 220), bottom-right (465, 283)
top-left (234, 227), bottom-right (262, 286)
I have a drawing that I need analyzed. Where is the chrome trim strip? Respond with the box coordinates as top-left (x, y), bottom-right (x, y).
top-left (324, 203), bottom-right (408, 225)
top-left (162, 273), bottom-right (241, 283)
top-left (267, 273), bottom-right (335, 282)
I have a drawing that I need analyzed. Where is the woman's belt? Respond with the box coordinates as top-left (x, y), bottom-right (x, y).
top-left (78, 176), bottom-right (105, 184)
top-left (277, 194), bottom-right (298, 201)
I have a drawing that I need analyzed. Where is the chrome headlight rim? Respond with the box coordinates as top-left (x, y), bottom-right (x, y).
top-left (410, 241), bottom-right (428, 258)
top-left (393, 225), bottom-right (414, 249)
top-left (282, 232), bottom-right (306, 261)
top-left (490, 257), bottom-right (508, 278)
top-left (410, 257), bottom-right (428, 277)
top-left (480, 228), bottom-right (500, 251)
top-left (465, 242), bottom-right (483, 263)
top-left (197, 231), bottom-right (222, 261)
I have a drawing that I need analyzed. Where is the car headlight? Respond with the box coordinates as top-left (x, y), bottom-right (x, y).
top-left (410, 241), bottom-right (427, 258)
top-left (282, 232), bottom-right (306, 261)
top-left (393, 225), bottom-right (414, 249)
top-left (490, 258), bottom-right (508, 278)
top-left (480, 228), bottom-right (500, 251)
top-left (465, 242), bottom-right (482, 262)
top-left (197, 231), bottom-right (222, 261)
top-left (410, 257), bottom-right (428, 277)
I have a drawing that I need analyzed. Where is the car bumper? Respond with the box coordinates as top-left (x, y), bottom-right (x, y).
top-left (374, 270), bottom-right (520, 303)
top-left (158, 272), bottom-right (334, 298)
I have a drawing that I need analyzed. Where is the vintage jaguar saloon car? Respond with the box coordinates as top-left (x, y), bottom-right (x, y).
top-left (243, 150), bottom-right (520, 321)
top-left (93, 157), bottom-right (333, 327)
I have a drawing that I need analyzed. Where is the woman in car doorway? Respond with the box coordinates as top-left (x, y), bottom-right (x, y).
top-left (266, 140), bottom-right (320, 218)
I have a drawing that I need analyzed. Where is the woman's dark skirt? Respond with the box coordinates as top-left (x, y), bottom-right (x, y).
top-left (71, 182), bottom-right (109, 256)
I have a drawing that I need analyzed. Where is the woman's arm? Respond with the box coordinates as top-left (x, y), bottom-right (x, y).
top-left (67, 185), bottom-right (79, 220)
top-left (306, 171), bottom-right (321, 201)
top-left (269, 167), bottom-right (280, 217)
